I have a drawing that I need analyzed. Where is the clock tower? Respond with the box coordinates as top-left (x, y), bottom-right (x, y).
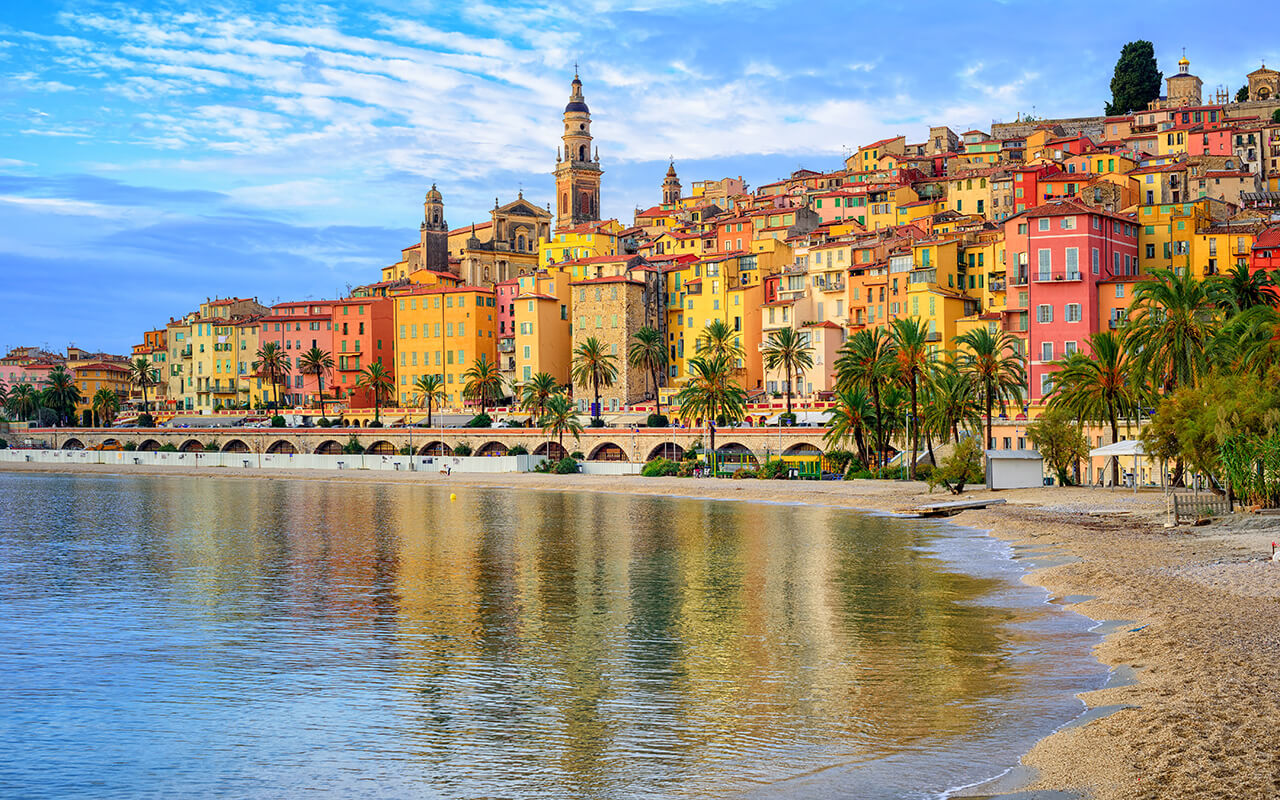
top-left (554, 70), bottom-right (602, 231)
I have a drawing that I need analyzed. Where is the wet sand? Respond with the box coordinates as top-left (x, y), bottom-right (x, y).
top-left (4, 460), bottom-right (1279, 798)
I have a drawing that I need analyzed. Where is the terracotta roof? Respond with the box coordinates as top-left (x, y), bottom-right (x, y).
top-left (1252, 227), bottom-right (1280, 249)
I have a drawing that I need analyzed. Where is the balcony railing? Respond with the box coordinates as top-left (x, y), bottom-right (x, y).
top-left (925, 331), bottom-right (942, 342)
top-left (497, 339), bottom-right (515, 353)
top-left (814, 279), bottom-right (846, 292)
top-left (990, 279), bottom-right (1006, 292)
top-left (1011, 273), bottom-right (1028, 286)
top-left (1037, 271), bottom-right (1083, 282)
top-left (908, 268), bottom-right (937, 285)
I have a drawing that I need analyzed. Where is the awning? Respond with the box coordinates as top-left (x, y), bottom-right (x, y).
top-left (762, 410), bottom-right (828, 425)
top-left (1089, 440), bottom-right (1146, 458)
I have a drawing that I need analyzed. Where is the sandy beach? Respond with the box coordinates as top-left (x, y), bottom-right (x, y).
top-left (4, 460), bottom-right (1278, 799)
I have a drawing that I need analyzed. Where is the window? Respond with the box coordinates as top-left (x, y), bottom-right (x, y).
top-left (1041, 341), bottom-right (1054, 361)
top-left (1065, 248), bottom-right (1079, 278)
top-left (1065, 303), bottom-right (1082, 322)
top-left (1092, 248), bottom-right (1100, 274)
top-left (1061, 216), bottom-right (1075, 230)
top-left (1038, 218), bottom-right (1050, 231)
top-left (1036, 304), bottom-right (1053, 323)
top-left (1040, 374), bottom-right (1054, 396)
top-left (1037, 249), bottom-right (1051, 281)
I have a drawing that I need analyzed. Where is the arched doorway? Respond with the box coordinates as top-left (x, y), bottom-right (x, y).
top-left (180, 439), bottom-right (204, 453)
top-left (61, 438), bottom-right (84, 450)
top-left (267, 440), bottom-right (297, 455)
top-left (588, 442), bottom-right (626, 461)
top-left (138, 439), bottom-right (161, 451)
top-left (783, 443), bottom-right (822, 457)
top-left (222, 439), bottom-right (250, 453)
top-left (366, 440), bottom-right (395, 455)
top-left (646, 442), bottom-right (685, 461)
top-left (533, 441), bottom-right (567, 460)
top-left (716, 442), bottom-right (758, 469)
top-left (419, 441), bottom-right (452, 456)
top-left (476, 441), bottom-right (509, 457)
top-left (314, 440), bottom-right (342, 455)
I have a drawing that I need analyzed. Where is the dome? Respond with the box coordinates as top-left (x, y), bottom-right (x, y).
top-left (564, 100), bottom-right (590, 113)
top-left (1178, 56), bottom-right (1190, 66)
top-left (425, 182), bottom-right (442, 202)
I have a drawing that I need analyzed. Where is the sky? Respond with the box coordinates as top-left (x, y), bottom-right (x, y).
top-left (1, 0), bottom-right (1276, 355)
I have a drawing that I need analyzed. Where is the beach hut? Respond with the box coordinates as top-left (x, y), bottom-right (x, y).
top-left (985, 450), bottom-right (1045, 490)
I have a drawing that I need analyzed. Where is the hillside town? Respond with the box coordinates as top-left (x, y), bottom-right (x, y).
top-left (6, 52), bottom-right (1280, 477)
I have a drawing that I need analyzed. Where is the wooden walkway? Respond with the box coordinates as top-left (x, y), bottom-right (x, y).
top-left (900, 498), bottom-right (1007, 518)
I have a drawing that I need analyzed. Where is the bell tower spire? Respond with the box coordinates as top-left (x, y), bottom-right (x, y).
top-left (554, 70), bottom-right (602, 231)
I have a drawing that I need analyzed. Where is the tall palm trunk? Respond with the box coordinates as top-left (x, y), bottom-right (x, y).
top-left (871, 381), bottom-right (885, 471)
top-left (1107, 400), bottom-right (1119, 487)
top-left (651, 365), bottom-right (661, 418)
top-left (593, 378), bottom-right (600, 420)
top-left (784, 363), bottom-right (793, 420)
top-left (985, 378), bottom-right (994, 452)
top-left (427, 397), bottom-right (433, 428)
top-left (908, 378), bottom-right (919, 478)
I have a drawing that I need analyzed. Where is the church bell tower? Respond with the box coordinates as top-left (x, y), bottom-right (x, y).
top-left (419, 183), bottom-right (448, 271)
top-left (554, 70), bottom-right (602, 231)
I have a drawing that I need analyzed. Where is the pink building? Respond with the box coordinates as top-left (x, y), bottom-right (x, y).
top-left (494, 278), bottom-right (518, 379)
top-left (1008, 200), bottom-right (1139, 402)
top-left (259, 300), bottom-right (337, 407)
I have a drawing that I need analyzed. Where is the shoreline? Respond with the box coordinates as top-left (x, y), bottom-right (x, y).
top-left (4, 461), bottom-right (1278, 798)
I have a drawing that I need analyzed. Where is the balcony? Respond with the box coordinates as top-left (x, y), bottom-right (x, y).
top-left (180, 347), bottom-right (192, 357)
top-left (925, 331), bottom-right (942, 343)
top-left (908, 268), bottom-right (937, 286)
top-left (1010, 273), bottom-right (1028, 287)
top-left (1038, 271), bottom-right (1083, 282)
top-left (989, 279), bottom-right (1006, 292)
top-left (814, 279), bottom-right (846, 292)
top-left (497, 338), bottom-right (515, 353)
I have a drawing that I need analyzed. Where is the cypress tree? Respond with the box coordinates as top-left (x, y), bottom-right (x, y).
top-left (1105, 41), bottom-right (1162, 115)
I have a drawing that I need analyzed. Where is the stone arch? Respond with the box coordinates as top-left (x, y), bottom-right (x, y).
top-left (180, 439), bottom-right (204, 453)
top-left (366, 440), bottom-right (395, 455)
top-left (646, 442), bottom-right (685, 461)
top-left (222, 439), bottom-right (250, 453)
top-left (588, 442), bottom-right (626, 461)
top-left (783, 442), bottom-right (823, 457)
top-left (138, 439), bottom-right (161, 452)
top-left (314, 440), bottom-right (342, 455)
top-left (476, 441), bottom-right (509, 457)
top-left (534, 441), bottom-right (567, 460)
top-left (267, 440), bottom-right (297, 455)
top-left (61, 438), bottom-right (84, 450)
top-left (578, 144), bottom-right (587, 161)
top-left (419, 441), bottom-right (452, 456)
top-left (716, 442), bottom-right (758, 467)
top-left (100, 438), bottom-right (120, 448)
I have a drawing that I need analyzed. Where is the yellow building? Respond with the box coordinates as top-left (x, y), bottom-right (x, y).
top-left (1188, 217), bottom-right (1268, 278)
top-left (900, 239), bottom-right (980, 350)
top-left (392, 285), bottom-right (497, 408)
top-left (539, 219), bottom-right (623, 266)
top-left (678, 252), bottom-right (764, 391)
top-left (865, 183), bottom-right (918, 230)
top-left (72, 362), bottom-right (131, 421)
top-left (513, 268), bottom-right (572, 386)
top-left (188, 315), bottom-right (262, 410)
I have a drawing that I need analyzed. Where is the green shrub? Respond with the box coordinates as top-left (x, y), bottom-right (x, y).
top-left (508, 444), bottom-right (529, 456)
top-left (158, 443), bottom-right (178, 453)
top-left (398, 445), bottom-right (412, 455)
top-left (203, 441), bottom-right (220, 452)
top-left (589, 417), bottom-right (606, 428)
top-left (570, 450), bottom-right (585, 460)
top-left (317, 418), bottom-right (331, 428)
top-left (341, 435), bottom-right (365, 455)
top-left (553, 456), bottom-right (579, 474)
top-left (367, 420), bottom-right (383, 428)
top-left (850, 469), bottom-right (874, 480)
top-left (676, 459), bottom-right (700, 477)
top-left (270, 415), bottom-right (286, 428)
top-left (732, 467), bottom-right (757, 479)
top-left (533, 458), bottom-right (552, 473)
top-left (641, 457), bottom-right (680, 477)
top-left (0, 439), bottom-right (7, 450)
top-left (646, 413), bottom-right (669, 427)
top-left (913, 462), bottom-right (934, 482)
top-left (824, 449), bottom-right (855, 474)
top-left (137, 413), bottom-right (155, 428)
top-left (778, 412), bottom-right (796, 427)
top-left (122, 441), bottom-right (137, 452)
top-left (683, 440), bottom-right (702, 460)
top-left (926, 437), bottom-right (984, 495)
top-left (465, 413), bottom-right (492, 428)
top-left (452, 442), bottom-right (473, 456)
top-left (757, 459), bottom-right (789, 480)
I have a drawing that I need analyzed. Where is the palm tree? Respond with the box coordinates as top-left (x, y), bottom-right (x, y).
top-left (1048, 331), bottom-right (1144, 486)
top-left (1124, 268), bottom-right (1217, 395)
top-left (0, 381), bottom-right (7, 416)
top-left (1208, 304), bottom-right (1280, 379)
top-left (954, 327), bottom-right (1027, 450)
top-left (128, 357), bottom-right (156, 412)
top-left (1210, 263), bottom-right (1278, 312)
top-left (921, 364), bottom-right (982, 450)
top-left (761, 326), bottom-right (815, 421)
top-left (539, 393), bottom-right (583, 456)
top-left (252, 342), bottom-right (289, 410)
top-left (695, 318), bottom-right (746, 361)
top-left (890, 317), bottom-right (935, 477)
top-left (6, 383), bottom-right (39, 422)
top-left (823, 385), bottom-right (874, 467)
top-left (43, 366), bottom-right (82, 426)
top-left (571, 337), bottom-right (618, 421)
top-left (627, 326), bottom-right (668, 417)
top-left (297, 347), bottom-right (334, 414)
top-left (413, 374), bottom-right (446, 427)
top-left (461, 354), bottom-right (502, 415)
top-left (355, 359), bottom-right (394, 424)
top-left (834, 328), bottom-right (897, 468)
top-left (518, 371), bottom-right (560, 425)
top-left (675, 354), bottom-right (747, 472)
top-left (92, 388), bottom-right (121, 427)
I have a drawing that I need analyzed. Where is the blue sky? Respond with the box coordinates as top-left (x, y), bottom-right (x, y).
top-left (1, 0), bottom-right (1275, 354)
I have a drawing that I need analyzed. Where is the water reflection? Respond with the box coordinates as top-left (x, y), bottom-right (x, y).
top-left (0, 474), bottom-right (1102, 799)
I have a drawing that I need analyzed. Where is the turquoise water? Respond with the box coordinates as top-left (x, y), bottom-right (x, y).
top-left (0, 473), bottom-right (1103, 798)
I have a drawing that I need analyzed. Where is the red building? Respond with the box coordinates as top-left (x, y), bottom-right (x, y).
top-left (1251, 225), bottom-right (1280, 273)
top-left (1006, 200), bottom-right (1139, 401)
top-left (259, 300), bottom-right (337, 407)
top-left (1011, 164), bottom-right (1060, 215)
top-left (331, 296), bottom-right (394, 408)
